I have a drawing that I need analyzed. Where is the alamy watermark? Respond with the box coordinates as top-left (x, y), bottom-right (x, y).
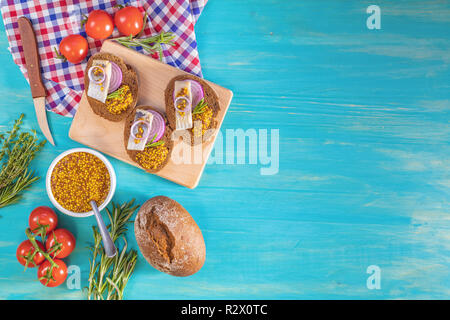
top-left (366, 265), bottom-right (381, 290)
top-left (366, 5), bottom-right (381, 30)
top-left (66, 265), bottom-right (81, 290)
top-left (170, 123), bottom-right (280, 175)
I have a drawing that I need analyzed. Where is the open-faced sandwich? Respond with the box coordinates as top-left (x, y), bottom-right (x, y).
top-left (165, 75), bottom-right (220, 145)
top-left (124, 106), bottom-right (173, 173)
top-left (84, 52), bottom-right (138, 122)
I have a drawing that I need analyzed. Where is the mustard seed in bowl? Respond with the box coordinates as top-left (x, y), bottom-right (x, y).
top-left (50, 152), bottom-right (110, 213)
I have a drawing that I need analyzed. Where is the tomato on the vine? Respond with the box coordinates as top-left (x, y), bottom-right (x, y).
top-left (29, 206), bottom-right (58, 235)
top-left (45, 228), bottom-right (76, 258)
top-left (115, 6), bottom-right (143, 36)
top-left (37, 259), bottom-right (67, 287)
top-left (57, 34), bottom-right (88, 64)
top-left (16, 240), bottom-right (45, 268)
top-left (85, 10), bottom-right (114, 40)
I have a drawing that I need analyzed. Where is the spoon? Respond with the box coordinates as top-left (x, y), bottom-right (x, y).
top-left (90, 200), bottom-right (117, 258)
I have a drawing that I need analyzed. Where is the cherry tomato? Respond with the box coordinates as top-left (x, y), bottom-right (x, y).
top-left (16, 240), bottom-right (45, 268)
top-left (59, 34), bottom-right (88, 64)
top-left (29, 206), bottom-right (58, 235)
top-left (85, 10), bottom-right (114, 40)
top-left (37, 259), bottom-right (67, 287)
top-left (45, 228), bottom-right (76, 258)
top-left (115, 6), bottom-right (143, 36)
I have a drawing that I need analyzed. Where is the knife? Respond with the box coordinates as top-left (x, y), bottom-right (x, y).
top-left (18, 17), bottom-right (55, 146)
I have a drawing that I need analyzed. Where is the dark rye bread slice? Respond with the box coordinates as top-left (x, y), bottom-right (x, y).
top-left (164, 74), bottom-right (220, 145)
top-left (84, 52), bottom-right (138, 122)
top-left (124, 106), bottom-right (173, 173)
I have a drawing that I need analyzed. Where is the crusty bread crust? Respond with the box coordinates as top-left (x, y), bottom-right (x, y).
top-left (123, 106), bottom-right (173, 173)
top-left (164, 74), bottom-right (220, 145)
top-left (84, 52), bottom-right (138, 122)
top-left (134, 196), bottom-right (206, 277)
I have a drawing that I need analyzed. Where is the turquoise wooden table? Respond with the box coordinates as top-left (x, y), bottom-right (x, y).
top-left (1, 0), bottom-right (449, 299)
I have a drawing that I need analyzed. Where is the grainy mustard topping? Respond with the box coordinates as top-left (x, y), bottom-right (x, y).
top-left (176, 87), bottom-right (188, 97)
top-left (134, 125), bottom-right (145, 144)
top-left (192, 105), bottom-right (213, 138)
top-left (135, 144), bottom-right (169, 170)
top-left (105, 85), bottom-right (133, 115)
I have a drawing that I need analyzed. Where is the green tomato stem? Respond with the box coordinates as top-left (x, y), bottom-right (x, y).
top-left (25, 228), bottom-right (58, 268)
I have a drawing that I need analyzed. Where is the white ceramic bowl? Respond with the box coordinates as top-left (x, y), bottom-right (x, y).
top-left (46, 148), bottom-right (116, 218)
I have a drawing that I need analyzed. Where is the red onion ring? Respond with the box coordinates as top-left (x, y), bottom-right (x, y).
top-left (172, 80), bottom-right (204, 107)
top-left (131, 120), bottom-right (150, 141)
top-left (174, 96), bottom-right (191, 112)
top-left (189, 80), bottom-right (204, 107)
top-left (147, 110), bottom-right (166, 142)
top-left (108, 62), bottom-right (123, 93)
top-left (88, 66), bottom-right (105, 84)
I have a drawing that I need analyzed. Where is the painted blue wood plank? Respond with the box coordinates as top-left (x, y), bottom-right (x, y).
top-left (0, 0), bottom-right (449, 299)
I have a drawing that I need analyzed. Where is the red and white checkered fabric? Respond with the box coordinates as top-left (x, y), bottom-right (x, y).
top-left (1, 0), bottom-right (207, 117)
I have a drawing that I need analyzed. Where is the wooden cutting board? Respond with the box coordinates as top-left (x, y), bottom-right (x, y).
top-left (69, 40), bottom-right (233, 189)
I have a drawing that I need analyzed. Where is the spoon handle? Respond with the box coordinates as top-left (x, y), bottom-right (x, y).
top-left (90, 200), bottom-right (117, 258)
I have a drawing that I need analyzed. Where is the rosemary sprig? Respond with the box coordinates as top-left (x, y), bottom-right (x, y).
top-left (146, 133), bottom-right (165, 148)
top-left (106, 86), bottom-right (126, 99)
top-left (87, 200), bottom-right (139, 300)
top-left (105, 238), bottom-right (137, 300)
top-left (115, 32), bottom-right (176, 61)
top-left (193, 98), bottom-right (208, 115)
top-left (0, 169), bottom-right (39, 208)
top-left (147, 140), bottom-right (165, 148)
top-left (0, 114), bottom-right (46, 208)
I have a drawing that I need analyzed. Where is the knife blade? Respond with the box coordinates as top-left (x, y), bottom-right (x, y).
top-left (18, 16), bottom-right (55, 146)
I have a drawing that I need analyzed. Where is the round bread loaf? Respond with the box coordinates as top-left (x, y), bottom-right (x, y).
top-left (134, 196), bottom-right (206, 277)
top-left (84, 52), bottom-right (138, 122)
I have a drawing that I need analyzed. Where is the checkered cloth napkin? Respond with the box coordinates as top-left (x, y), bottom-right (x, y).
top-left (1, 0), bottom-right (207, 117)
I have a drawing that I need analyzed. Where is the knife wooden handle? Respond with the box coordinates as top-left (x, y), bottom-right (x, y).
top-left (18, 17), bottom-right (46, 98)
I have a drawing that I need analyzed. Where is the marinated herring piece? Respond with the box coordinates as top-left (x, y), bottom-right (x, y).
top-left (127, 109), bottom-right (154, 151)
top-left (87, 60), bottom-right (111, 103)
top-left (173, 80), bottom-right (192, 130)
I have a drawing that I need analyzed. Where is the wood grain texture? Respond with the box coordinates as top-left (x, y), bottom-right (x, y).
top-left (69, 40), bottom-right (233, 189)
top-left (0, 0), bottom-right (449, 299)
